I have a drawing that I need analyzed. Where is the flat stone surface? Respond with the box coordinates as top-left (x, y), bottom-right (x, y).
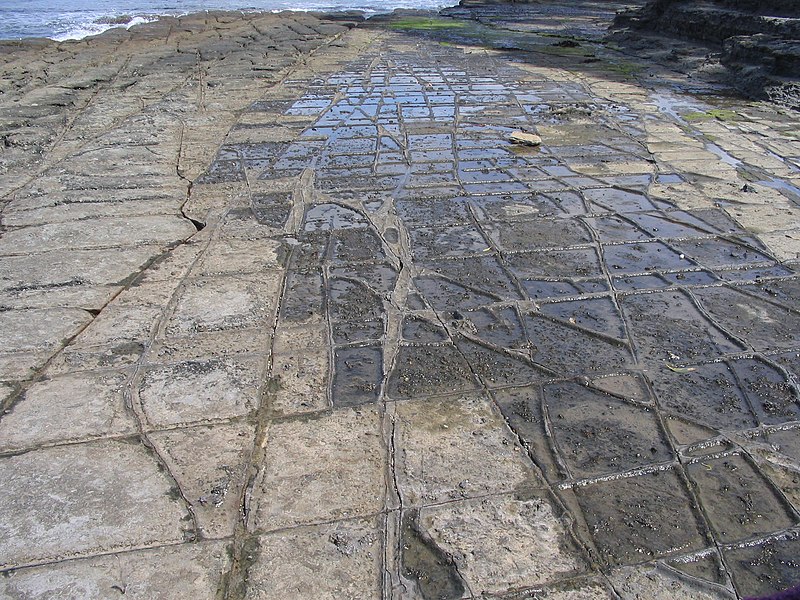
top-left (150, 422), bottom-right (256, 539)
top-left (0, 541), bottom-right (230, 599)
top-left (165, 273), bottom-right (282, 335)
top-left (393, 394), bottom-right (540, 506)
top-left (0, 308), bottom-right (92, 353)
top-left (417, 493), bottom-right (587, 594)
top-left (270, 324), bottom-right (330, 416)
top-left (0, 370), bottom-right (135, 451)
top-left (0, 440), bottom-right (191, 569)
top-left (250, 407), bottom-right (385, 532)
top-left (138, 356), bottom-right (265, 428)
top-left (0, 216), bottom-right (196, 255)
top-left (246, 518), bottom-right (382, 599)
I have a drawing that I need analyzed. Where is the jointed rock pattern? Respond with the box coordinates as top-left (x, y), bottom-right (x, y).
top-left (1, 5), bottom-right (799, 599)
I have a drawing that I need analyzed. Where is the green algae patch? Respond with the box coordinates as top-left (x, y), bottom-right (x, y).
top-left (387, 17), bottom-right (468, 31)
top-left (684, 109), bottom-right (739, 122)
top-left (604, 60), bottom-right (643, 78)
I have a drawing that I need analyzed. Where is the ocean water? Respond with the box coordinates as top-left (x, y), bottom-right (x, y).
top-left (0, 0), bottom-right (456, 41)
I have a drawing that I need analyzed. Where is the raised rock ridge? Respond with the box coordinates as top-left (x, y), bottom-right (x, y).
top-left (614, 0), bottom-right (800, 108)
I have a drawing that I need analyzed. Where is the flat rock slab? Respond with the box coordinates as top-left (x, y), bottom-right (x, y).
top-left (250, 408), bottom-right (385, 532)
top-left (150, 421), bottom-right (257, 539)
top-left (0, 216), bottom-right (197, 255)
top-left (417, 494), bottom-right (587, 594)
top-left (138, 356), bottom-right (266, 428)
top-left (0, 440), bottom-right (191, 569)
top-left (165, 273), bottom-right (282, 336)
top-left (0, 370), bottom-right (135, 451)
top-left (0, 541), bottom-right (230, 599)
top-left (393, 394), bottom-right (540, 506)
top-left (246, 518), bottom-right (383, 599)
top-left (509, 130), bottom-right (543, 146)
top-left (0, 308), bottom-right (92, 354)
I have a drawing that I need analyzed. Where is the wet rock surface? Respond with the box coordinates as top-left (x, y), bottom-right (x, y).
top-left (1, 3), bottom-right (800, 599)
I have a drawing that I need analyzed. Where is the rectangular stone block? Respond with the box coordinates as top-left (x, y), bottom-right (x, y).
top-left (0, 440), bottom-right (191, 569)
top-left (250, 408), bottom-right (385, 532)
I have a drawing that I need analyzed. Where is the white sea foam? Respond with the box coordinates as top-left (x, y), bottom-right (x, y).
top-left (52, 22), bottom-right (116, 41)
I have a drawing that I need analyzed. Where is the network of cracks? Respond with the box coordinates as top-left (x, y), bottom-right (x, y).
top-left (199, 46), bottom-right (800, 598)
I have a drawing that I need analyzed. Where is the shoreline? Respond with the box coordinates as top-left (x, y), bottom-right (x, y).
top-left (0, 4), bottom-right (452, 43)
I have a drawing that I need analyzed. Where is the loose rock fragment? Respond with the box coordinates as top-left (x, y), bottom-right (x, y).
top-left (509, 130), bottom-right (542, 146)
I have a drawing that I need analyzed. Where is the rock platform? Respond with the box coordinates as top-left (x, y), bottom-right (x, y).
top-left (1, 4), bottom-right (799, 599)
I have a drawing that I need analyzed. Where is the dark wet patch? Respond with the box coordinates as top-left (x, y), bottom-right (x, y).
top-left (626, 211), bottom-right (716, 239)
top-left (493, 385), bottom-right (564, 482)
top-left (483, 218), bottom-right (593, 251)
top-left (583, 187), bottom-right (657, 213)
top-left (401, 510), bottom-right (465, 600)
top-left (286, 234), bottom-right (328, 270)
top-left (723, 531), bottom-right (800, 599)
top-left (573, 468), bottom-right (707, 566)
top-left (304, 203), bottom-right (368, 232)
top-left (621, 290), bottom-right (745, 364)
top-left (332, 319), bottom-right (384, 345)
top-left (524, 279), bottom-right (609, 300)
top-left (590, 373), bottom-right (651, 403)
top-left (464, 305), bottom-right (526, 348)
top-left (686, 454), bottom-right (796, 544)
top-left (538, 296), bottom-right (626, 340)
top-left (585, 214), bottom-right (652, 243)
top-left (666, 551), bottom-right (730, 587)
top-left (280, 269), bottom-right (324, 323)
top-left (603, 241), bottom-right (690, 274)
top-left (470, 190), bottom-right (586, 220)
top-left (196, 159), bottom-right (246, 184)
top-left (402, 316), bottom-right (449, 343)
top-left (694, 286), bottom-right (800, 351)
top-left (384, 227), bottom-right (399, 243)
top-left (662, 270), bottom-right (718, 286)
top-left (524, 312), bottom-right (633, 375)
top-left (231, 142), bottom-right (291, 169)
top-left (612, 273), bottom-right (670, 292)
top-left (423, 256), bottom-right (522, 301)
top-left (544, 381), bottom-right (673, 479)
top-left (740, 277), bottom-right (800, 309)
top-left (252, 192), bottom-right (292, 227)
top-left (717, 264), bottom-right (795, 283)
top-left (687, 208), bottom-right (747, 235)
top-left (648, 362), bottom-right (757, 432)
top-left (768, 429), bottom-right (800, 470)
top-left (396, 197), bottom-right (472, 227)
top-left (663, 416), bottom-right (721, 447)
top-left (332, 345), bottom-right (383, 407)
top-left (330, 263), bottom-right (399, 297)
top-left (415, 275), bottom-right (497, 312)
top-left (505, 247), bottom-right (604, 279)
top-left (407, 292), bottom-right (428, 311)
top-left (328, 278), bottom-right (383, 323)
top-left (388, 344), bottom-right (477, 399)
top-left (456, 337), bottom-right (544, 388)
top-left (330, 228), bottom-right (386, 263)
top-left (408, 224), bottom-right (489, 260)
top-left (673, 237), bottom-right (773, 270)
top-left (730, 357), bottom-right (800, 425)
